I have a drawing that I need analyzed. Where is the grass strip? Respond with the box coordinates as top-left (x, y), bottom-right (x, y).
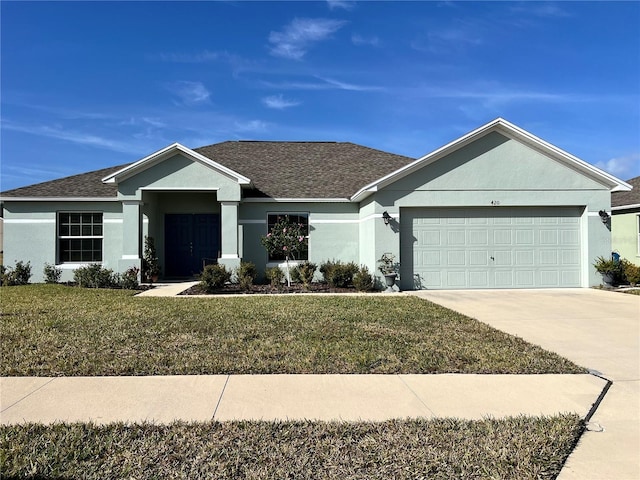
top-left (1, 415), bottom-right (584, 479)
top-left (0, 284), bottom-right (585, 376)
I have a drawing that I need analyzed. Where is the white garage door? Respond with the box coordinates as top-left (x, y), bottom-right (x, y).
top-left (400, 207), bottom-right (582, 289)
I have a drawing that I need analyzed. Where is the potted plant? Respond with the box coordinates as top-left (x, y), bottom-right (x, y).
top-left (378, 253), bottom-right (399, 292)
top-left (593, 255), bottom-right (621, 286)
top-left (143, 235), bottom-right (161, 283)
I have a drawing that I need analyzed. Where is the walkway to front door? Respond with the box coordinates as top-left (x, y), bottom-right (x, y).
top-left (164, 214), bottom-right (220, 277)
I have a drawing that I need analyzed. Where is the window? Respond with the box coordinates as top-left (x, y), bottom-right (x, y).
top-left (58, 212), bottom-right (103, 263)
top-left (267, 213), bottom-right (309, 262)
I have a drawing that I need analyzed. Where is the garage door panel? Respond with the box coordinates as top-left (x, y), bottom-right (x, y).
top-left (401, 207), bottom-right (582, 289)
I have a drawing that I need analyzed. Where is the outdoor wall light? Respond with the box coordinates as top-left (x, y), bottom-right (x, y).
top-left (598, 210), bottom-right (610, 224)
top-left (382, 211), bottom-right (392, 225)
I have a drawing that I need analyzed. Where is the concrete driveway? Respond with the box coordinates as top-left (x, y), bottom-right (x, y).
top-left (410, 288), bottom-right (640, 480)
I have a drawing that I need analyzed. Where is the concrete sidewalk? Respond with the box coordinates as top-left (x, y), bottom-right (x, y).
top-left (1, 374), bottom-right (605, 425)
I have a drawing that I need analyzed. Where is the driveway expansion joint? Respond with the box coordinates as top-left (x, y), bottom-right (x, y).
top-left (0, 377), bottom-right (55, 414)
top-left (584, 372), bottom-right (613, 424)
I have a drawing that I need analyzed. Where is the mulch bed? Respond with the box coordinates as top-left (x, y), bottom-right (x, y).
top-left (180, 283), bottom-right (362, 295)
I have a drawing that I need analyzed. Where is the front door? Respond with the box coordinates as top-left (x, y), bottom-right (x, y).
top-left (165, 214), bottom-right (220, 277)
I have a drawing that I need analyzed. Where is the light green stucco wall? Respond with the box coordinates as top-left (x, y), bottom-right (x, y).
top-left (612, 210), bottom-right (640, 265)
top-left (372, 133), bottom-right (613, 288)
top-left (239, 202), bottom-right (360, 279)
top-left (2, 201), bottom-right (122, 283)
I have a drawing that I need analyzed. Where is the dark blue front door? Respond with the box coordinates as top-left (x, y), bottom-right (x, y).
top-left (165, 214), bottom-right (220, 277)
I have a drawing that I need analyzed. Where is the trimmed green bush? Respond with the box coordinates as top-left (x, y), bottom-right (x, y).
top-left (292, 261), bottom-right (317, 288)
top-left (622, 259), bottom-right (640, 285)
top-left (73, 264), bottom-right (118, 289)
top-left (43, 263), bottom-right (62, 284)
top-left (320, 260), bottom-right (358, 288)
top-left (236, 262), bottom-right (257, 291)
top-left (265, 267), bottom-right (285, 288)
top-left (200, 264), bottom-right (231, 293)
top-left (353, 265), bottom-right (374, 292)
top-left (120, 267), bottom-right (140, 290)
top-left (1, 260), bottom-right (32, 286)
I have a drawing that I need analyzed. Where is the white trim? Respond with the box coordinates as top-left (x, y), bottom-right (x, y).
top-left (350, 118), bottom-right (632, 201)
top-left (103, 218), bottom-right (123, 224)
top-left (242, 197), bottom-right (350, 203)
top-left (311, 219), bottom-right (360, 224)
top-left (239, 219), bottom-right (267, 224)
top-left (140, 187), bottom-right (219, 192)
top-left (220, 201), bottom-right (239, 207)
top-left (612, 203), bottom-right (640, 211)
top-left (587, 211), bottom-right (607, 217)
top-left (0, 197), bottom-right (119, 202)
top-left (58, 263), bottom-right (101, 270)
top-left (101, 143), bottom-right (251, 185)
top-left (121, 200), bottom-right (144, 206)
top-left (220, 254), bottom-right (240, 259)
top-left (4, 219), bottom-right (55, 224)
top-left (121, 254), bottom-right (140, 260)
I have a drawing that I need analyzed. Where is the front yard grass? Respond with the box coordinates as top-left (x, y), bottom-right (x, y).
top-left (1, 415), bottom-right (583, 479)
top-left (0, 284), bottom-right (584, 375)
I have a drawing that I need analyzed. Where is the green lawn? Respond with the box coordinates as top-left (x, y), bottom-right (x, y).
top-left (0, 284), bottom-right (584, 376)
top-left (0, 416), bottom-right (583, 479)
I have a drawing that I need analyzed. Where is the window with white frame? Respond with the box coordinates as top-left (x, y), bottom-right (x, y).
top-left (266, 213), bottom-right (309, 262)
top-left (58, 212), bottom-right (103, 263)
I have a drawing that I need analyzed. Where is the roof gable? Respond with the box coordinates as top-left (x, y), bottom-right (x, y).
top-left (102, 143), bottom-right (251, 186)
top-left (351, 118), bottom-right (631, 201)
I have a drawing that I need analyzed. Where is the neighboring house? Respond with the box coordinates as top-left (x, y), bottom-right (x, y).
top-left (612, 175), bottom-right (640, 265)
top-left (0, 118), bottom-right (631, 289)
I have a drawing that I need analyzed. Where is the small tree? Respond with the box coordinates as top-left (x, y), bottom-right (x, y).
top-left (260, 216), bottom-right (308, 287)
top-left (143, 236), bottom-right (160, 283)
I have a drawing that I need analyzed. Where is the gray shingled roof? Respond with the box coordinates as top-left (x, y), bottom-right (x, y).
top-left (0, 164), bottom-right (127, 198)
top-left (612, 175), bottom-right (640, 208)
top-left (1, 141), bottom-right (414, 200)
top-left (194, 141), bottom-right (414, 198)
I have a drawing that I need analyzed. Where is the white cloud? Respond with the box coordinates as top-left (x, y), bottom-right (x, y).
top-left (261, 76), bottom-right (383, 92)
top-left (352, 34), bottom-right (380, 47)
top-left (595, 153), bottom-right (640, 181)
top-left (327, 0), bottom-right (355, 11)
top-left (262, 94), bottom-right (301, 109)
top-left (268, 18), bottom-right (347, 60)
top-left (1, 120), bottom-right (144, 154)
top-left (234, 120), bottom-right (268, 132)
top-left (166, 81), bottom-right (211, 105)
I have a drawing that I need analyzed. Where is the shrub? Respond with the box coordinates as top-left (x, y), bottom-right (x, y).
top-left (120, 266), bottom-right (140, 290)
top-left (319, 260), bottom-right (338, 284)
top-left (265, 267), bottom-right (285, 288)
top-left (73, 264), bottom-right (118, 289)
top-left (353, 265), bottom-right (374, 292)
top-left (320, 260), bottom-right (358, 288)
top-left (200, 264), bottom-right (231, 293)
top-left (236, 262), bottom-right (257, 291)
top-left (43, 263), bottom-right (62, 284)
top-left (621, 260), bottom-right (640, 286)
top-left (1, 260), bottom-right (32, 286)
top-left (292, 261), bottom-right (317, 288)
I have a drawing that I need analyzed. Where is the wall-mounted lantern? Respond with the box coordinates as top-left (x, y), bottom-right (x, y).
top-left (598, 210), bottom-right (610, 224)
top-left (382, 211), bottom-right (392, 226)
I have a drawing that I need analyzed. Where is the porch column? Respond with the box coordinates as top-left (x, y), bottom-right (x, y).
top-left (118, 200), bottom-right (142, 274)
top-left (218, 201), bottom-right (241, 270)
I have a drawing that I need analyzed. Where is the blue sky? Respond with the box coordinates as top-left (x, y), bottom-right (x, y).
top-left (1, 1), bottom-right (639, 191)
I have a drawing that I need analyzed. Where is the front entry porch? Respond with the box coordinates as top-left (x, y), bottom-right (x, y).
top-left (164, 213), bottom-right (220, 278)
